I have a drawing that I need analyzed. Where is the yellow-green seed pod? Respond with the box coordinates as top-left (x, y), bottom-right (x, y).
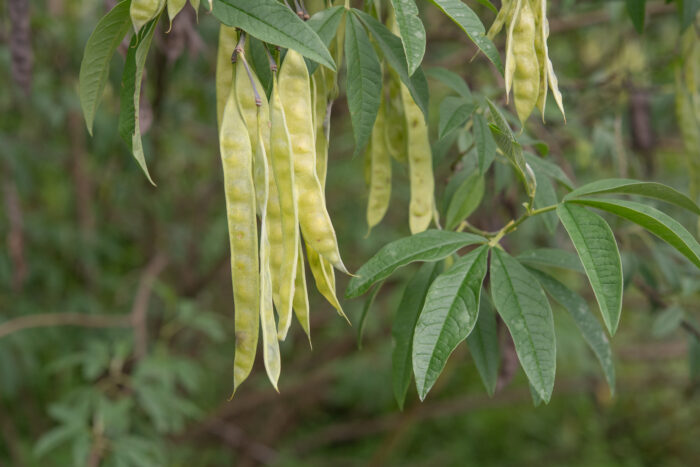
top-left (216, 26), bottom-right (237, 130)
top-left (511, 0), bottom-right (539, 123)
top-left (533, 0), bottom-right (548, 120)
top-left (279, 50), bottom-right (347, 273)
top-left (166, 0), bottom-right (187, 31)
top-left (366, 94), bottom-right (392, 232)
top-left (220, 65), bottom-right (259, 396)
top-left (400, 83), bottom-right (434, 234)
top-left (292, 239), bottom-right (311, 342)
top-left (487, 0), bottom-right (513, 40)
top-left (130, 0), bottom-right (165, 33)
top-left (676, 67), bottom-right (700, 199)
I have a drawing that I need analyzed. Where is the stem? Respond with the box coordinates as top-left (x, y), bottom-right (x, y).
top-left (239, 54), bottom-right (262, 107)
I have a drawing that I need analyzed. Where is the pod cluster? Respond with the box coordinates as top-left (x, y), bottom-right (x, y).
top-left (216, 27), bottom-right (348, 393)
top-left (364, 11), bottom-right (437, 235)
top-left (488, 0), bottom-right (565, 124)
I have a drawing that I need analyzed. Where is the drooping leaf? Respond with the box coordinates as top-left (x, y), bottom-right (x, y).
top-left (345, 13), bottom-right (382, 156)
top-left (524, 152), bottom-right (574, 190)
top-left (390, 0), bottom-right (426, 76)
top-left (426, 0), bottom-right (503, 73)
top-left (466, 297), bottom-right (500, 396)
top-left (565, 178), bottom-right (700, 215)
top-left (570, 198), bottom-right (700, 269)
top-left (557, 203), bottom-right (623, 335)
top-left (490, 248), bottom-right (556, 402)
top-left (651, 306), bottom-right (685, 338)
top-left (345, 230), bottom-right (486, 298)
top-left (424, 67), bottom-right (472, 100)
top-left (392, 262), bottom-right (442, 409)
top-left (445, 172), bottom-right (485, 230)
top-left (352, 9), bottom-right (429, 119)
top-left (528, 268), bottom-right (616, 394)
top-left (118, 17), bottom-right (160, 185)
top-left (413, 246), bottom-right (489, 399)
top-left (306, 6), bottom-right (345, 75)
top-left (211, 0), bottom-right (336, 71)
top-left (438, 97), bottom-right (476, 139)
top-left (517, 248), bottom-right (584, 273)
top-left (625, 0), bottom-right (646, 33)
top-left (79, 0), bottom-right (132, 135)
top-left (473, 113), bottom-right (496, 174)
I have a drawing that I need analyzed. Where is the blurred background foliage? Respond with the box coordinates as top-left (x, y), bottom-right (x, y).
top-left (1, 0), bottom-right (700, 465)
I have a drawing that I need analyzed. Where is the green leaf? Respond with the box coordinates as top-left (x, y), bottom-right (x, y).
top-left (351, 9), bottom-right (429, 120)
top-left (528, 268), bottom-right (616, 394)
top-left (490, 248), bottom-right (556, 402)
top-left (529, 383), bottom-right (543, 407)
top-left (681, 0), bottom-right (700, 29)
top-left (557, 203), bottom-right (623, 335)
top-left (524, 152), bottom-right (574, 190)
top-left (211, 0), bottom-right (336, 71)
top-left (248, 37), bottom-right (273, 98)
top-left (651, 306), bottom-right (685, 338)
top-left (426, 0), bottom-right (503, 73)
top-left (517, 248), bottom-right (584, 274)
top-left (466, 297), bottom-right (500, 396)
top-left (306, 6), bottom-right (345, 75)
top-left (390, 0), bottom-right (426, 76)
top-left (413, 246), bottom-right (489, 399)
top-left (79, 0), bottom-right (132, 135)
top-left (345, 230), bottom-right (486, 298)
top-left (474, 0), bottom-right (498, 14)
top-left (357, 282), bottom-right (382, 349)
top-left (345, 13), bottom-right (382, 156)
top-left (532, 171), bottom-right (558, 233)
top-left (625, 0), bottom-right (646, 33)
top-left (118, 17), bottom-right (160, 185)
top-left (473, 113), bottom-right (496, 174)
top-left (438, 97), bottom-right (476, 139)
top-left (570, 198), bottom-right (700, 269)
top-left (392, 262), bottom-right (442, 409)
top-left (424, 67), bottom-right (472, 100)
top-left (445, 172), bottom-right (485, 230)
top-left (564, 178), bottom-right (700, 215)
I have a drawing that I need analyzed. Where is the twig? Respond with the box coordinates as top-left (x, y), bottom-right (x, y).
top-left (0, 313), bottom-right (131, 340)
top-left (131, 254), bottom-right (168, 360)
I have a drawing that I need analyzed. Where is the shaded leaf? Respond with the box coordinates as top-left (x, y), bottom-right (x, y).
top-left (413, 246), bottom-right (489, 399)
top-left (473, 113), bottom-right (496, 174)
top-left (425, 67), bottom-right (472, 99)
top-left (445, 172), bottom-right (485, 230)
top-left (438, 96), bottom-right (476, 139)
top-left (466, 297), bottom-right (500, 396)
top-left (517, 248), bottom-right (584, 273)
top-left (357, 282), bottom-right (382, 349)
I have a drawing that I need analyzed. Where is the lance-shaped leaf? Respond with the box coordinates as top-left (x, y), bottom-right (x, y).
top-left (357, 282), bottom-right (382, 349)
top-left (413, 246), bottom-right (489, 399)
top-left (211, 0), bottom-right (336, 71)
top-left (625, 0), bottom-right (646, 33)
top-left (565, 179), bottom-right (700, 215)
top-left (557, 203), bottom-right (623, 335)
top-left (118, 17), bottom-right (159, 185)
top-left (524, 152), bottom-right (574, 190)
top-left (490, 248), bottom-right (556, 402)
top-left (345, 230), bottom-right (486, 298)
top-left (466, 297), bottom-right (500, 396)
top-left (438, 97), bottom-right (476, 139)
top-left (528, 268), bottom-right (616, 394)
top-left (392, 262), bottom-right (442, 409)
top-left (445, 172), bottom-right (485, 230)
top-left (570, 198), bottom-right (700, 269)
top-left (306, 6), bottom-right (345, 75)
top-left (79, 0), bottom-right (132, 135)
top-left (426, 0), bottom-right (503, 73)
top-left (345, 13), bottom-right (382, 155)
top-left (390, 0), bottom-right (426, 76)
top-left (517, 248), bottom-right (584, 273)
top-left (473, 113), bottom-right (496, 174)
top-left (532, 171), bottom-right (558, 233)
top-left (352, 9), bottom-right (429, 119)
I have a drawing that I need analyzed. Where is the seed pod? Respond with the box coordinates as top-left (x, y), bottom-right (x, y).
top-left (400, 83), bottom-right (435, 234)
top-left (279, 50), bottom-right (347, 273)
top-left (511, 0), bottom-right (540, 124)
top-left (219, 64), bottom-right (259, 395)
top-left (292, 240), bottom-right (311, 341)
top-left (270, 74), bottom-right (300, 340)
top-left (533, 0), bottom-right (548, 120)
top-left (166, 0), bottom-right (187, 31)
top-left (130, 0), bottom-right (165, 33)
top-left (676, 67), bottom-right (700, 199)
top-left (215, 26), bottom-right (237, 130)
top-left (487, 0), bottom-right (513, 40)
top-left (366, 94), bottom-right (392, 232)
